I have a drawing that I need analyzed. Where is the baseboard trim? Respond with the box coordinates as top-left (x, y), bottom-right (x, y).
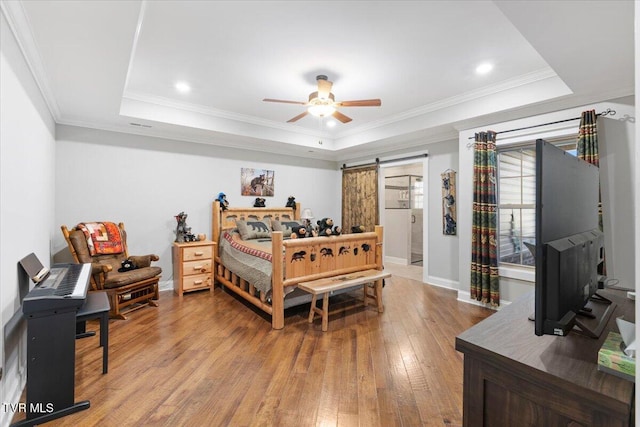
top-left (384, 256), bottom-right (408, 265)
top-left (426, 275), bottom-right (459, 290)
top-left (457, 290), bottom-right (509, 310)
top-left (158, 279), bottom-right (173, 292)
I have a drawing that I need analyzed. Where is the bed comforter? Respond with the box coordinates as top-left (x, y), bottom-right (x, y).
top-left (218, 230), bottom-right (278, 295)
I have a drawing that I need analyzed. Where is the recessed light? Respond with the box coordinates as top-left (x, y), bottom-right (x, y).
top-left (175, 81), bottom-right (191, 93)
top-left (325, 120), bottom-right (337, 128)
top-left (475, 62), bottom-right (493, 75)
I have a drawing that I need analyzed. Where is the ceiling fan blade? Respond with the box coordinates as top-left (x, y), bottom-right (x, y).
top-left (337, 99), bottom-right (382, 107)
top-left (332, 110), bottom-right (352, 123)
top-left (317, 79), bottom-right (333, 100)
top-left (263, 98), bottom-right (307, 105)
top-left (287, 111), bottom-right (309, 123)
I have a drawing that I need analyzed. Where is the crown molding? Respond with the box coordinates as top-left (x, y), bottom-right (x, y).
top-left (1, 0), bottom-right (61, 120)
top-left (334, 68), bottom-right (559, 139)
top-left (122, 91), bottom-right (333, 140)
top-left (55, 115), bottom-right (339, 161)
top-left (120, 68), bottom-right (560, 153)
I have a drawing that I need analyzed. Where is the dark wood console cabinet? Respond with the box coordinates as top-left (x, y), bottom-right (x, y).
top-left (456, 290), bottom-right (634, 427)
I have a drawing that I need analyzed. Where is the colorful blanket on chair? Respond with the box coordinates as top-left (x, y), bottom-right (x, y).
top-left (77, 222), bottom-right (124, 256)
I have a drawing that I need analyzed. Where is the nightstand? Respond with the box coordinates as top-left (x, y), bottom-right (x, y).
top-left (172, 240), bottom-right (215, 297)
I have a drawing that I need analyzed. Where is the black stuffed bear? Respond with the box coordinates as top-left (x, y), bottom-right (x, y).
top-left (217, 192), bottom-right (229, 211)
top-left (254, 197), bottom-right (266, 207)
top-left (351, 225), bottom-right (365, 233)
top-left (291, 225), bottom-right (309, 239)
top-left (285, 196), bottom-right (296, 211)
top-left (317, 218), bottom-right (333, 236)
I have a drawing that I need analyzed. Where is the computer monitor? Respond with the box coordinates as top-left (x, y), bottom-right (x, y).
top-left (534, 139), bottom-right (610, 337)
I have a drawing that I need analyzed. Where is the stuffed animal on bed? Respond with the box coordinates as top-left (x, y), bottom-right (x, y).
top-left (351, 225), bottom-right (365, 233)
top-left (291, 225), bottom-right (310, 238)
top-left (254, 197), bottom-right (266, 207)
top-left (316, 218), bottom-right (341, 236)
top-left (285, 196), bottom-right (296, 211)
top-left (217, 192), bottom-right (229, 211)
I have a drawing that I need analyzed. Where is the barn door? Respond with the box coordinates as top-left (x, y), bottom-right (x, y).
top-left (342, 164), bottom-right (379, 233)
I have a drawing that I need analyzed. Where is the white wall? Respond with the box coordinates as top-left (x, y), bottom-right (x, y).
top-left (1, 11), bottom-right (56, 425)
top-left (382, 163), bottom-right (422, 264)
top-left (425, 140), bottom-right (459, 289)
top-left (383, 209), bottom-right (411, 264)
top-left (458, 96), bottom-right (636, 305)
top-left (347, 142), bottom-right (460, 289)
top-left (53, 125), bottom-right (342, 289)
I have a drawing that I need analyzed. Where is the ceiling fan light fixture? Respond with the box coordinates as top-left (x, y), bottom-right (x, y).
top-left (263, 75), bottom-right (379, 123)
top-left (308, 91), bottom-right (336, 116)
top-left (308, 103), bottom-right (336, 117)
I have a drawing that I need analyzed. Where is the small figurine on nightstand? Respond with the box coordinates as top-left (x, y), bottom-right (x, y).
top-left (175, 211), bottom-right (196, 243)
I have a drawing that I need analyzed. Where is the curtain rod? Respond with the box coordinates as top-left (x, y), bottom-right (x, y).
top-left (342, 153), bottom-right (428, 170)
top-left (466, 108), bottom-right (616, 141)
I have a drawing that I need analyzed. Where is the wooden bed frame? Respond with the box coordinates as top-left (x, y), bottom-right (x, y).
top-left (212, 200), bottom-right (384, 329)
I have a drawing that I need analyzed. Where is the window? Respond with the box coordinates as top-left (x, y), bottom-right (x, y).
top-left (497, 138), bottom-right (576, 267)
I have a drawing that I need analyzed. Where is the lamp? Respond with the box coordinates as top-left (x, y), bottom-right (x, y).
top-left (300, 208), bottom-right (313, 233)
top-left (300, 208), bottom-right (314, 220)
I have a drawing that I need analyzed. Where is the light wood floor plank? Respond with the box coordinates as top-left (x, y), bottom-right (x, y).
top-left (12, 271), bottom-right (493, 426)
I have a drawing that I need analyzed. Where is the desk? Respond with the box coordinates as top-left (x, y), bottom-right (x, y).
top-left (455, 290), bottom-right (634, 427)
top-left (76, 291), bottom-right (110, 374)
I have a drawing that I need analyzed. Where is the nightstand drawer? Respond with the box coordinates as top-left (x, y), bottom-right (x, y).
top-left (182, 259), bottom-right (212, 276)
top-left (182, 274), bottom-right (211, 291)
top-left (183, 245), bottom-right (213, 261)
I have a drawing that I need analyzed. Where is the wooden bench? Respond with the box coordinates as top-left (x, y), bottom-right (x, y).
top-left (298, 269), bottom-right (391, 331)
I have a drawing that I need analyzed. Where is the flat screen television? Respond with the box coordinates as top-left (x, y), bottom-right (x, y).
top-left (534, 139), bottom-right (610, 337)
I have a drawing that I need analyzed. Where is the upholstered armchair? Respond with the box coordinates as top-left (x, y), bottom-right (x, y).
top-left (61, 222), bottom-right (161, 319)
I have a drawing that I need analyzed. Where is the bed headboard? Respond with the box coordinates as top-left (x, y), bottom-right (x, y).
top-left (212, 200), bottom-right (301, 246)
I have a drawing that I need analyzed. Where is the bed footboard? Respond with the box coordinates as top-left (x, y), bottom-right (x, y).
top-left (271, 226), bottom-right (384, 329)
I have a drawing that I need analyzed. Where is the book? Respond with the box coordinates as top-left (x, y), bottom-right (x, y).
top-left (597, 331), bottom-right (635, 382)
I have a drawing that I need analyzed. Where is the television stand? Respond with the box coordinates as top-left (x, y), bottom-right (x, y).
top-left (574, 292), bottom-right (616, 339)
top-left (591, 291), bottom-right (613, 304)
top-left (456, 289), bottom-right (633, 426)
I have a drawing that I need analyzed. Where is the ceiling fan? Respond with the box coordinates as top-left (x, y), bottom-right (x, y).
top-left (263, 75), bottom-right (381, 124)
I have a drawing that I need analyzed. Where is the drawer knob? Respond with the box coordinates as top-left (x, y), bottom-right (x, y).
top-left (194, 252), bottom-right (204, 256)
top-left (194, 280), bottom-right (203, 285)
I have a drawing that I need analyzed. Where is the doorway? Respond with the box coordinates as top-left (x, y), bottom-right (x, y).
top-left (381, 162), bottom-right (424, 268)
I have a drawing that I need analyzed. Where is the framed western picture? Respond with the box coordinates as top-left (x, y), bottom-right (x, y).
top-left (241, 168), bottom-right (275, 196)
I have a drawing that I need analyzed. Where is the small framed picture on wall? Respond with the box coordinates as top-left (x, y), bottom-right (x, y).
top-left (241, 168), bottom-right (275, 196)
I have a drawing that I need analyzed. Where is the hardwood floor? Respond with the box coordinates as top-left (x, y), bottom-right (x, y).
top-left (13, 272), bottom-right (493, 426)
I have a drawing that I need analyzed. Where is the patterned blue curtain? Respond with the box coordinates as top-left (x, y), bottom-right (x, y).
top-left (470, 131), bottom-right (499, 305)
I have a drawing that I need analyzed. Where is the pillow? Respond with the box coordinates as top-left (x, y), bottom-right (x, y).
top-left (236, 219), bottom-right (272, 240)
top-left (271, 219), bottom-right (304, 238)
